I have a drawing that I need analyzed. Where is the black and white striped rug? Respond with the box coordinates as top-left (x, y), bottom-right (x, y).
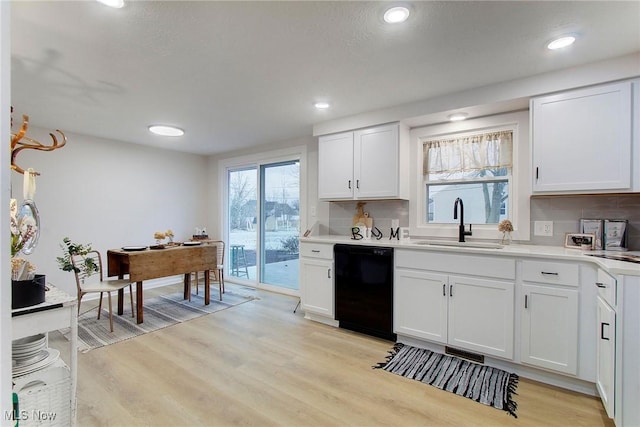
top-left (62, 283), bottom-right (257, 352)
top-left (375, 343), bottom-right (519, 418)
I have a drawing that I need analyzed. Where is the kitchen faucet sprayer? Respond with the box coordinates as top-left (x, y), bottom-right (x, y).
top-left (453, 197), bottom-right (472, 242)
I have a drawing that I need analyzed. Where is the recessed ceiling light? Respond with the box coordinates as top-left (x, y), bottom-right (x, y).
top-left (448, 113), bottom-right (468, 122)
top-left (97, 0), bottom-right (125, 8)
top-left (384, 6), bottom-right (410, 24)
top-left (547, 36), bottom-right (576, 50)
top-left (314, 102), bottom-right (330, 110)
top-left (148, 125), bottom-right (184, 137)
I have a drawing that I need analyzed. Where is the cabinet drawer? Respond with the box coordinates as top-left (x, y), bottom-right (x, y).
top-left (596, 269), bottom-right (616, 307)
top-left (522, 260), bottom-right (579, 286)
top-left (300, 242), bottom-right (334, 260)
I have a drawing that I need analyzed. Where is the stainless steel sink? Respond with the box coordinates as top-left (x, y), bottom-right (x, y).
top-left (414, 240), bottom-right (504, 249)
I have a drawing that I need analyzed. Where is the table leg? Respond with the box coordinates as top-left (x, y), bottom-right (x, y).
top-left (136, 281), bottom-right (143, 324)
top-left (204, 270), bottom-right (210, 305)
top-left (183, 273), bottom-right (191, 300)
top-left (117, 288), bottom-right (124, 315)
top-left (70, 302), bottom-right (78, 425)
top-left (117, 272), bottom-right (125, 315)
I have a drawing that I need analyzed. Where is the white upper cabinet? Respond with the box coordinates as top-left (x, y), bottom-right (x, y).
top-left (317, 131), bottom-right (355, 199)
top-left (318, 123), bottom-right (409, 200)
top-left (531, 81), bottom-right (635, 193)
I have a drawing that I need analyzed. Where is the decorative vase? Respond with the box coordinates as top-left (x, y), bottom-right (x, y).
top-left (501, 231), bottom-right (512, 245)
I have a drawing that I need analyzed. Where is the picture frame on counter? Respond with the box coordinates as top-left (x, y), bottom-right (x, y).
top-left (580, 219), bottom-right (603, 250)
top-left (564, 232), bottom-right (596, 250)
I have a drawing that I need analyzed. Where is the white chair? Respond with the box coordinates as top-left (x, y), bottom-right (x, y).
top-left (71, 250), bottom-right (134, 332)
top-left (192, 240), bottom-right (225, 301)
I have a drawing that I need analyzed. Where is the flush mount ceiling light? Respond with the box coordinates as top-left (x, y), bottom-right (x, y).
top-left (97, 0), bottom-right (125, 8)
top-left (384, 6), bottom-right (410, 24)
top-left (314, 102), bottom-right (330, 110)
top-left (148, 125), bottom-right (184, 137)
top-left (448, 113), bottom-right (469, 122)
top-left (547, 35), bottom-right (576, 50)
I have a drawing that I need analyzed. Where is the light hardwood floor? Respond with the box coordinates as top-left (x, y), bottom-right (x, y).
top-left (50, 283), bottom-right (614, 427)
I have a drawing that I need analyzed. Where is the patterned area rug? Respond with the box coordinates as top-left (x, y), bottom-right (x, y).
top-left (375, 343), bottom-right (519, 418)
top-left (63, 285), bottom-right (256, 352)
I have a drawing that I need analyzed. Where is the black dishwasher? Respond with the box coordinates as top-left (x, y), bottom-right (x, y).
top-left (334, 244), bottom-right (395, 341)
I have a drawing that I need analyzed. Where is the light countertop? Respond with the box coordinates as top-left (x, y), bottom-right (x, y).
top-left (301, 235), bottom-right (640, 277)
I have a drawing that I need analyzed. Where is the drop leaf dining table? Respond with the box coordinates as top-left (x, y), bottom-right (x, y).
top-left (107, 244), bottom-right (217, 324)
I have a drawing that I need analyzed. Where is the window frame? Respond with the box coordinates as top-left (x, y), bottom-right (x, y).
top-left (409, 111), bottom-right (530, 241)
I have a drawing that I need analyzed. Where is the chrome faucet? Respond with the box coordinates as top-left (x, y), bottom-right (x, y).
top-left (453, 197), bottom-right (472, 242)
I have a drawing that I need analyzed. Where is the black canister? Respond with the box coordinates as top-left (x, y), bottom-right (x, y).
top-left (11, 274), bottom-right (46, 309)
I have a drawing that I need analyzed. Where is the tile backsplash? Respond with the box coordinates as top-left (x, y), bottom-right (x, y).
top-left (326, 194), bottom-right (640, 250)
top-left (529, 194), bottom-right (640, 250)
top-left (327, 200), bottom-right (409, 237)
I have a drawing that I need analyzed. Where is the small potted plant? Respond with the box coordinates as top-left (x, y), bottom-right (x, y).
top-left (56, 237), bottom-right (99, 280)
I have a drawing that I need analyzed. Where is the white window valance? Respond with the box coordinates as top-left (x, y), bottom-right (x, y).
top-left (423, 130), bottom-right (513, 175)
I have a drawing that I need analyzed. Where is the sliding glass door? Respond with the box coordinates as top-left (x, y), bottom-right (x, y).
top-left (260, 161), bottom-right (299, 290)
top-left (227, 167), bottom-right (257, 282)
top-left (226, 158), bottom-right (300, 292)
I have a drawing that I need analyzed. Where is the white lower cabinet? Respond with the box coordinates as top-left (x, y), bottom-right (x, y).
top-left (596, 295), bottom-right (616, 419)
top-left (395, 270), bottom-right (448, 343)
top-left (299, 243), bottom-right (334, 320)
top-left (395, 258), bottom-right (515, 360)
top-left (447, 275), bottom-right (514, 360)
top-left (520, 260), bottom-right (581, 376)
top-left (521, 284), bottom-right (579, 375)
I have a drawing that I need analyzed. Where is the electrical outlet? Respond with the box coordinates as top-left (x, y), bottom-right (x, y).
top-left (534, 221), bottom-right (553, 237)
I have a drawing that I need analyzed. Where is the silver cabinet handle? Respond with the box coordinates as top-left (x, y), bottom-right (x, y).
top-left (311, 249), bottom-right (320, 253)
top-left (595, 282), bottom-right (607, 288)
top-left (541, 271), bottom-right (559, 276)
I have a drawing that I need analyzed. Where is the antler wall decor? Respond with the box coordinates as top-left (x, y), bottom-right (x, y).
top-left (10, 106), bottom-right (67, 175)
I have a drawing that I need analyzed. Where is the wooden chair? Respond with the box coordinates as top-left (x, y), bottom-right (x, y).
top-left (192, 240), bottom-right (225, 301)
top-left (71, 250), bottom-right (134, 332)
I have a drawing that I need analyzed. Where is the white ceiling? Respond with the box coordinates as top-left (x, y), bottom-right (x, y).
top-left (10, 1), bottom-right (640, 155)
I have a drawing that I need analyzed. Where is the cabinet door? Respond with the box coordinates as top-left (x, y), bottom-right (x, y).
top-left (521, 284), bottom-right (579, 375)
top-left (318, 132), bottom-right (354, 199)
top-left (596, 295), bottom-right (616, 419)
top-left (394, 269), bottom-right (448, 343)
top-left (448, 275), bottom-right (514, 359)
top-left (532, 81), bottom-right (632, 192)
top-left (354, 124), bottom-right (399, 199)
top-left (300, 258), bottom-right (334, 318)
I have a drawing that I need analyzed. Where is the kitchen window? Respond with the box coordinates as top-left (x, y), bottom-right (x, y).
top-left (424, 130), bottom-right (512, 224)
top-left (409, 111), bottom-right (530, 241)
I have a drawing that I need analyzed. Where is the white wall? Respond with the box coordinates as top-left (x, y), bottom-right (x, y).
top-left (313, 52), bottom-right (640, 136)
top-left (10, 127), bottom-right (210, 295)
top-left (1, 1), bottom-right (11, 421)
